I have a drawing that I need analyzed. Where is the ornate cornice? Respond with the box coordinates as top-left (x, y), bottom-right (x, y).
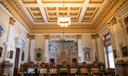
top-left (110, 17), bottom-right (117, 25)
top-left (0, 0), bottom-right (31, 32)
top-left (27, 33), bottom-right (35, 39)
top-left (91, 34), bottom-right (99, 39)
top-left (95, 0), bottom-right (119, 26)
top-left (30, 28), bottom-right (96, 34)
top-left (96, 0), bottom-right (128, 32)
top-left (44, 35), bottom-right (49, 39)
top-left (115, 0), bottom-right (128, 13)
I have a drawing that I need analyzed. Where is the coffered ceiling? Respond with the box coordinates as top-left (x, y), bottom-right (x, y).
top-left (6, 0), bottom-right (107, 27)
top-left (0, 0), bottom-right (128, 34)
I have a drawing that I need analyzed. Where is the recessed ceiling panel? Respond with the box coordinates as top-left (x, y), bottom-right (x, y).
top-left (82, 7), bottom-right (99, 22)
top-left (27, 7), bottom-right (44, 22)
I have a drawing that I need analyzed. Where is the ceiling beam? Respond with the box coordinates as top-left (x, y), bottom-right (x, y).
top-left (36, 0), bottom-right (48, 23)
top-left (18, 0), bottom-right (35, 24)
top-left (78, 0), bottom-right (90, 23)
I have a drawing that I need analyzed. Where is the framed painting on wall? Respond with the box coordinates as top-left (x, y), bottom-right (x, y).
top-left (122, 46), bottom-right (128, 57)
top-left (9, 50), bottom-right (13, 59)
top-left (0, 47), bottom-right (3, 57)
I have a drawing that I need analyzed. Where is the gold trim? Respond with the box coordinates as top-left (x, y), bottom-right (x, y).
top-left (42, 0), bottom-right (85, 3)
top-left (21, 0), bottom-right (37, 4)
top-left (27, 33), bottom-right (35, 39)
top-left (89, 0), bottom-right (104, 4)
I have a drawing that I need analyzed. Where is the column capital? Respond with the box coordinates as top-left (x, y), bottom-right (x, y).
top-left (44, 35), bottom-right (49, 39)
top-left (110, 17), bottom-right (117, 25)
top-left (76, 35), bottom-right (82, 39)
top-left (118, 18), bottom-right (125, 28)
top-left (27, 33), bottom-right (35, 39)
top-left (91, 34), bottom-right (99, 39)
top-left (9, 17), bottom-right (16, 25)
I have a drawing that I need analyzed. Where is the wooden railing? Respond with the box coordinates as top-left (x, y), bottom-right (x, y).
top-left (21, 63), bottom-right (116, 76)
top-left (23, 67), bottom-right (99, 76)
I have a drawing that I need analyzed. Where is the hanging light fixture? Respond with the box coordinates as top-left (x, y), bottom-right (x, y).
top-left (57, 0), bottom-right (71, 27)
top-left (60, 28), bottom-right (66, 41)
top-left (58, 17), bottom-right (71, 27)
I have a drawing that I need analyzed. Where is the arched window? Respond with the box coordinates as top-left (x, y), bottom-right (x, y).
top-left (104, 33), bottom-right (115, 68)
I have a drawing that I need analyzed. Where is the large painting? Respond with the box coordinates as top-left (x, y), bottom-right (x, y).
top-left (49, 40), bottom-right (78, 66)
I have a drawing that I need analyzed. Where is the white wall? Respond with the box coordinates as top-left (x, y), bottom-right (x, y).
top-left (97, 9), bottom-right (128, 68)
top-left (0, 4), bottom-right (29, 76)
top-left (78, 35), bottom-right (97, 64)
top-left (30, 35), bottom-right (45, 63)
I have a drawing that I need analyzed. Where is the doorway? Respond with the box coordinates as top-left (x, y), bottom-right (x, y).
top-left (13, 48), bottom-right (20, 76)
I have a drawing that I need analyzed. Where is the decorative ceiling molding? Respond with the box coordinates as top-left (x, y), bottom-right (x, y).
top-left (0, 0), bottom-right (31, 32)
top-left (96, 0), bottom-right (128, 32)
top-left (31, 28), bottom-right (96, 34)
top-left (4, 0), bottom-right (106, 26)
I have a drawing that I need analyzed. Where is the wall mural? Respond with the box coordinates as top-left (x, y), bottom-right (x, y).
top-left (49, 40), bottom-right (78, 66)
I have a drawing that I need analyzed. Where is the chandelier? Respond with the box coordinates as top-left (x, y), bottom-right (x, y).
top-left (58, 16), bottom-right (71, 27)
top-left (57, 0), bottom-right (71, 27)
